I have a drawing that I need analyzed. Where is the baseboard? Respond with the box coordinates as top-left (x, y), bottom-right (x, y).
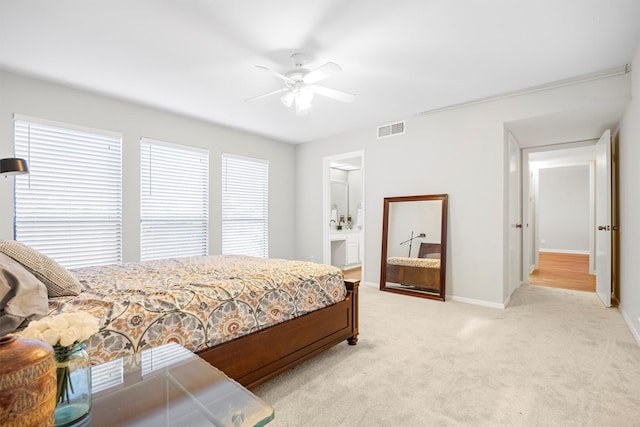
top-left (369, 282), bottom-right (506, 309)
top-left (619, 305), bottom-right (640, 345)
top-left (538, 249), bottom-right (590, 255)
top-left (503, 294), bottom-right (511, 308)
top-left (447, 295), bottom-right (505, 309)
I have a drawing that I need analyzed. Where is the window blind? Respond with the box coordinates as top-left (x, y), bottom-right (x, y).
top-left (13, 115), bottom-right (122, 269)
top-left (140, 139), bottom-right (209, 261)
top-left (221, 153), bottom-right (269, 258)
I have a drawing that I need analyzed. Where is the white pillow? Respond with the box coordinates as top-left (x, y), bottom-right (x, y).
top-left (0, 240), bottom-right (81, 297)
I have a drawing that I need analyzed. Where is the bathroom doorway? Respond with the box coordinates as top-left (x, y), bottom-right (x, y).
top-left (322, 151), bottom-right (364, 283)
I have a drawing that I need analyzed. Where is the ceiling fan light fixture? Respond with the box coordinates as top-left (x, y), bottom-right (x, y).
top-left (297, 87), bottom-right (314, 109)
top-left (295, 99), bottom-right (310, 115)
top-left (294, 88), bottom-right (314, 116)
top-left (281, 91), bottom-right (295, 107)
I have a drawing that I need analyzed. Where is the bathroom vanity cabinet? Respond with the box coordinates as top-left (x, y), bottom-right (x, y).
top-left (330, 230), bottom-right (362, 269)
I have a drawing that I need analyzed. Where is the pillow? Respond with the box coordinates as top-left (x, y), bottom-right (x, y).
top-left (0, 253), bottom-right (48, 336)
top-left (422, 253), bottom-right (441, 260)
top-left (0, 240), bottom-right (81, 297)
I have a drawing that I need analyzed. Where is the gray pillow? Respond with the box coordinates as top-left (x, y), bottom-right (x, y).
top-left (0, 253), bottom-right (49, 335)
top-left (0, 240), bottom-right (81, 297)
top-left (422, 253), bottom-right (441, 260)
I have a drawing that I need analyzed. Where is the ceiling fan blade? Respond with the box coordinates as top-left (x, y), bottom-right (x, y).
top-left (244, 88), bottom-right (289, 102)
top-left (255, 65), bottom-right (293, 84)
top-left (303, 62), bottom-right (342, 84)
top-left (311, 85), bottom-right (355, 103)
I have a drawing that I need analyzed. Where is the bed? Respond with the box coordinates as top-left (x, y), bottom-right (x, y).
top-left (0, 241), bottom-right (359, 389)
top-left (385, 243), bottom-right (441, 291)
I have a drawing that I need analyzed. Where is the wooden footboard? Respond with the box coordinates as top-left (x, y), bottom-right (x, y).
top-left (197, 279), bottom-right (359, 389)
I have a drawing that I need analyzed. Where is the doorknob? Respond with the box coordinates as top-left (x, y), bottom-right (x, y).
top-left (515, 224), bottom-right (523, 229)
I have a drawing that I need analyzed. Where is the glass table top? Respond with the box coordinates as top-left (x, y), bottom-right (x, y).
top-left (83, 343), bottom-right (274, 427)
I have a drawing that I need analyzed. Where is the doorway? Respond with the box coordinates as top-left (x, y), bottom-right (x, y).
top-left (322, 151), bottom-right (365, 283)
top-left (523, 144), bottom-right (597, 293)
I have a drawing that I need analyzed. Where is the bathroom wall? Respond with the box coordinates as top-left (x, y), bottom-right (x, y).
top-left (329, 167), bottom-right (362, 227)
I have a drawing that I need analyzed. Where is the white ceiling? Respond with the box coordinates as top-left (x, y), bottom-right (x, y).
top-left (1, 0), bottom-right (639, 144)
top-left (529, 145), bottom-right (597, 170)
top-left (506, 100), bottom-right (628, 148)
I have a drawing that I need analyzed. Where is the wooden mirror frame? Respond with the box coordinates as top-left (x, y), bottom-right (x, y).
top-left (380, 194), bottom-right (448, 301)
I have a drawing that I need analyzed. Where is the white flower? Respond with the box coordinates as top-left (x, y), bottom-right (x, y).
top-left (27, 318), bottom-right (48, 332)
top-left (21, 328), bottom-right (44, 342)
top-left (41, 328), bottom-right (61, 347)
top-left (19, 312), bottom-right (100, 348)
top-left (78, 325), bottom-right (97, 342)
top-left (48, 315), bottom-right (70, 331)
top-left (59, 326), bottom-right (81, 347)
top-left (65, 313), bottom-right (84, 327)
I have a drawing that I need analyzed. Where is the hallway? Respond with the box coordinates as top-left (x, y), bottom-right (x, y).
top-left (528, 252), bottom-right (595, 292)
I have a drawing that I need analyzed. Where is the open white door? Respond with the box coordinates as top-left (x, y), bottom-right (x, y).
top-left (595, 129), bottom-right (611, 307)
top-left (508, 134), bottom-right (522, 295)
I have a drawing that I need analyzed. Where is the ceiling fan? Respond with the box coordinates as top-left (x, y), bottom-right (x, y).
top-left (245, 53), bottom-right (355, 115)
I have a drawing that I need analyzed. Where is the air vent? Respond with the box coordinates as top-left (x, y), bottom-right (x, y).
top-left (377, 121), bottom-right (405, 139)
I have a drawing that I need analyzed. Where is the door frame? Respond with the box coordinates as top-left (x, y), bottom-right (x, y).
top-left (322, 150), bottom-right (365, 277)
top-left (521, 140), bottom-right (598, 284)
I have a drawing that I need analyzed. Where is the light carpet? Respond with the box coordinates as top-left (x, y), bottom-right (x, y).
top-left (254, 284), bottom-right (640, 426)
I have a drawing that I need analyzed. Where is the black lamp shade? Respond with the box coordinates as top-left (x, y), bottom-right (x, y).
top-left (0, 158), bottom-right (29, 176)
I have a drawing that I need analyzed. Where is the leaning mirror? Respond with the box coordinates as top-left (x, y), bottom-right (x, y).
top-left (380, 194), bottom-right (448, 300)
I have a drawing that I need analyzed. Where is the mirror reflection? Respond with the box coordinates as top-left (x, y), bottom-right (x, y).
top-left (380, 194), bottom-right (448, 300)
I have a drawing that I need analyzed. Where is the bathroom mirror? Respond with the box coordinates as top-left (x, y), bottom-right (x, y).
top-left (380, 194), bottom-right (448, 300)
top-left (330, 180), bottom-right (348, 227)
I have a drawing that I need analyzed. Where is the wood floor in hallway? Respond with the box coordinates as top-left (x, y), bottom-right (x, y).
top-left (528, 252), bottom-right (595, 292)
top-left (343, 267), bottom-right (361, 282)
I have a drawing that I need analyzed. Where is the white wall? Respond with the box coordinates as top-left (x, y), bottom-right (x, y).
top-left (0, 70), bottom-right (296, 261)
top-left (295, 72), bottom-right (631, 306)
top-left (618, 43), bottom-right (640, 342)
top-left (538, 166), bottom-right (590, 253)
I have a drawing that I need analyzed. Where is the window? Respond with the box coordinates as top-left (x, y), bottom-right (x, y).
top-left (13, 115), bottom-right (122, 269)
top-left (140, 139), bottom-right (209, 260)
top-left (221, 153), bottom-right (269, 258)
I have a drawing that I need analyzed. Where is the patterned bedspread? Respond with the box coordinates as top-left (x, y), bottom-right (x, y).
top-left (47, 255), bottom-right (346, 364)
top-left (387, 257), bottom-right (440, 268)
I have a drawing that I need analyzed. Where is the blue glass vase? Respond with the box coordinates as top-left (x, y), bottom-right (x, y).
top-left (53, 343), bottom-right (92, 426)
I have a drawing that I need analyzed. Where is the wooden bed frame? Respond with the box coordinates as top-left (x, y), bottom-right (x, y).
top-left (385, 243), bottom-right (442, 291)
top-left (197, 279), bottom-right (359, 389)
